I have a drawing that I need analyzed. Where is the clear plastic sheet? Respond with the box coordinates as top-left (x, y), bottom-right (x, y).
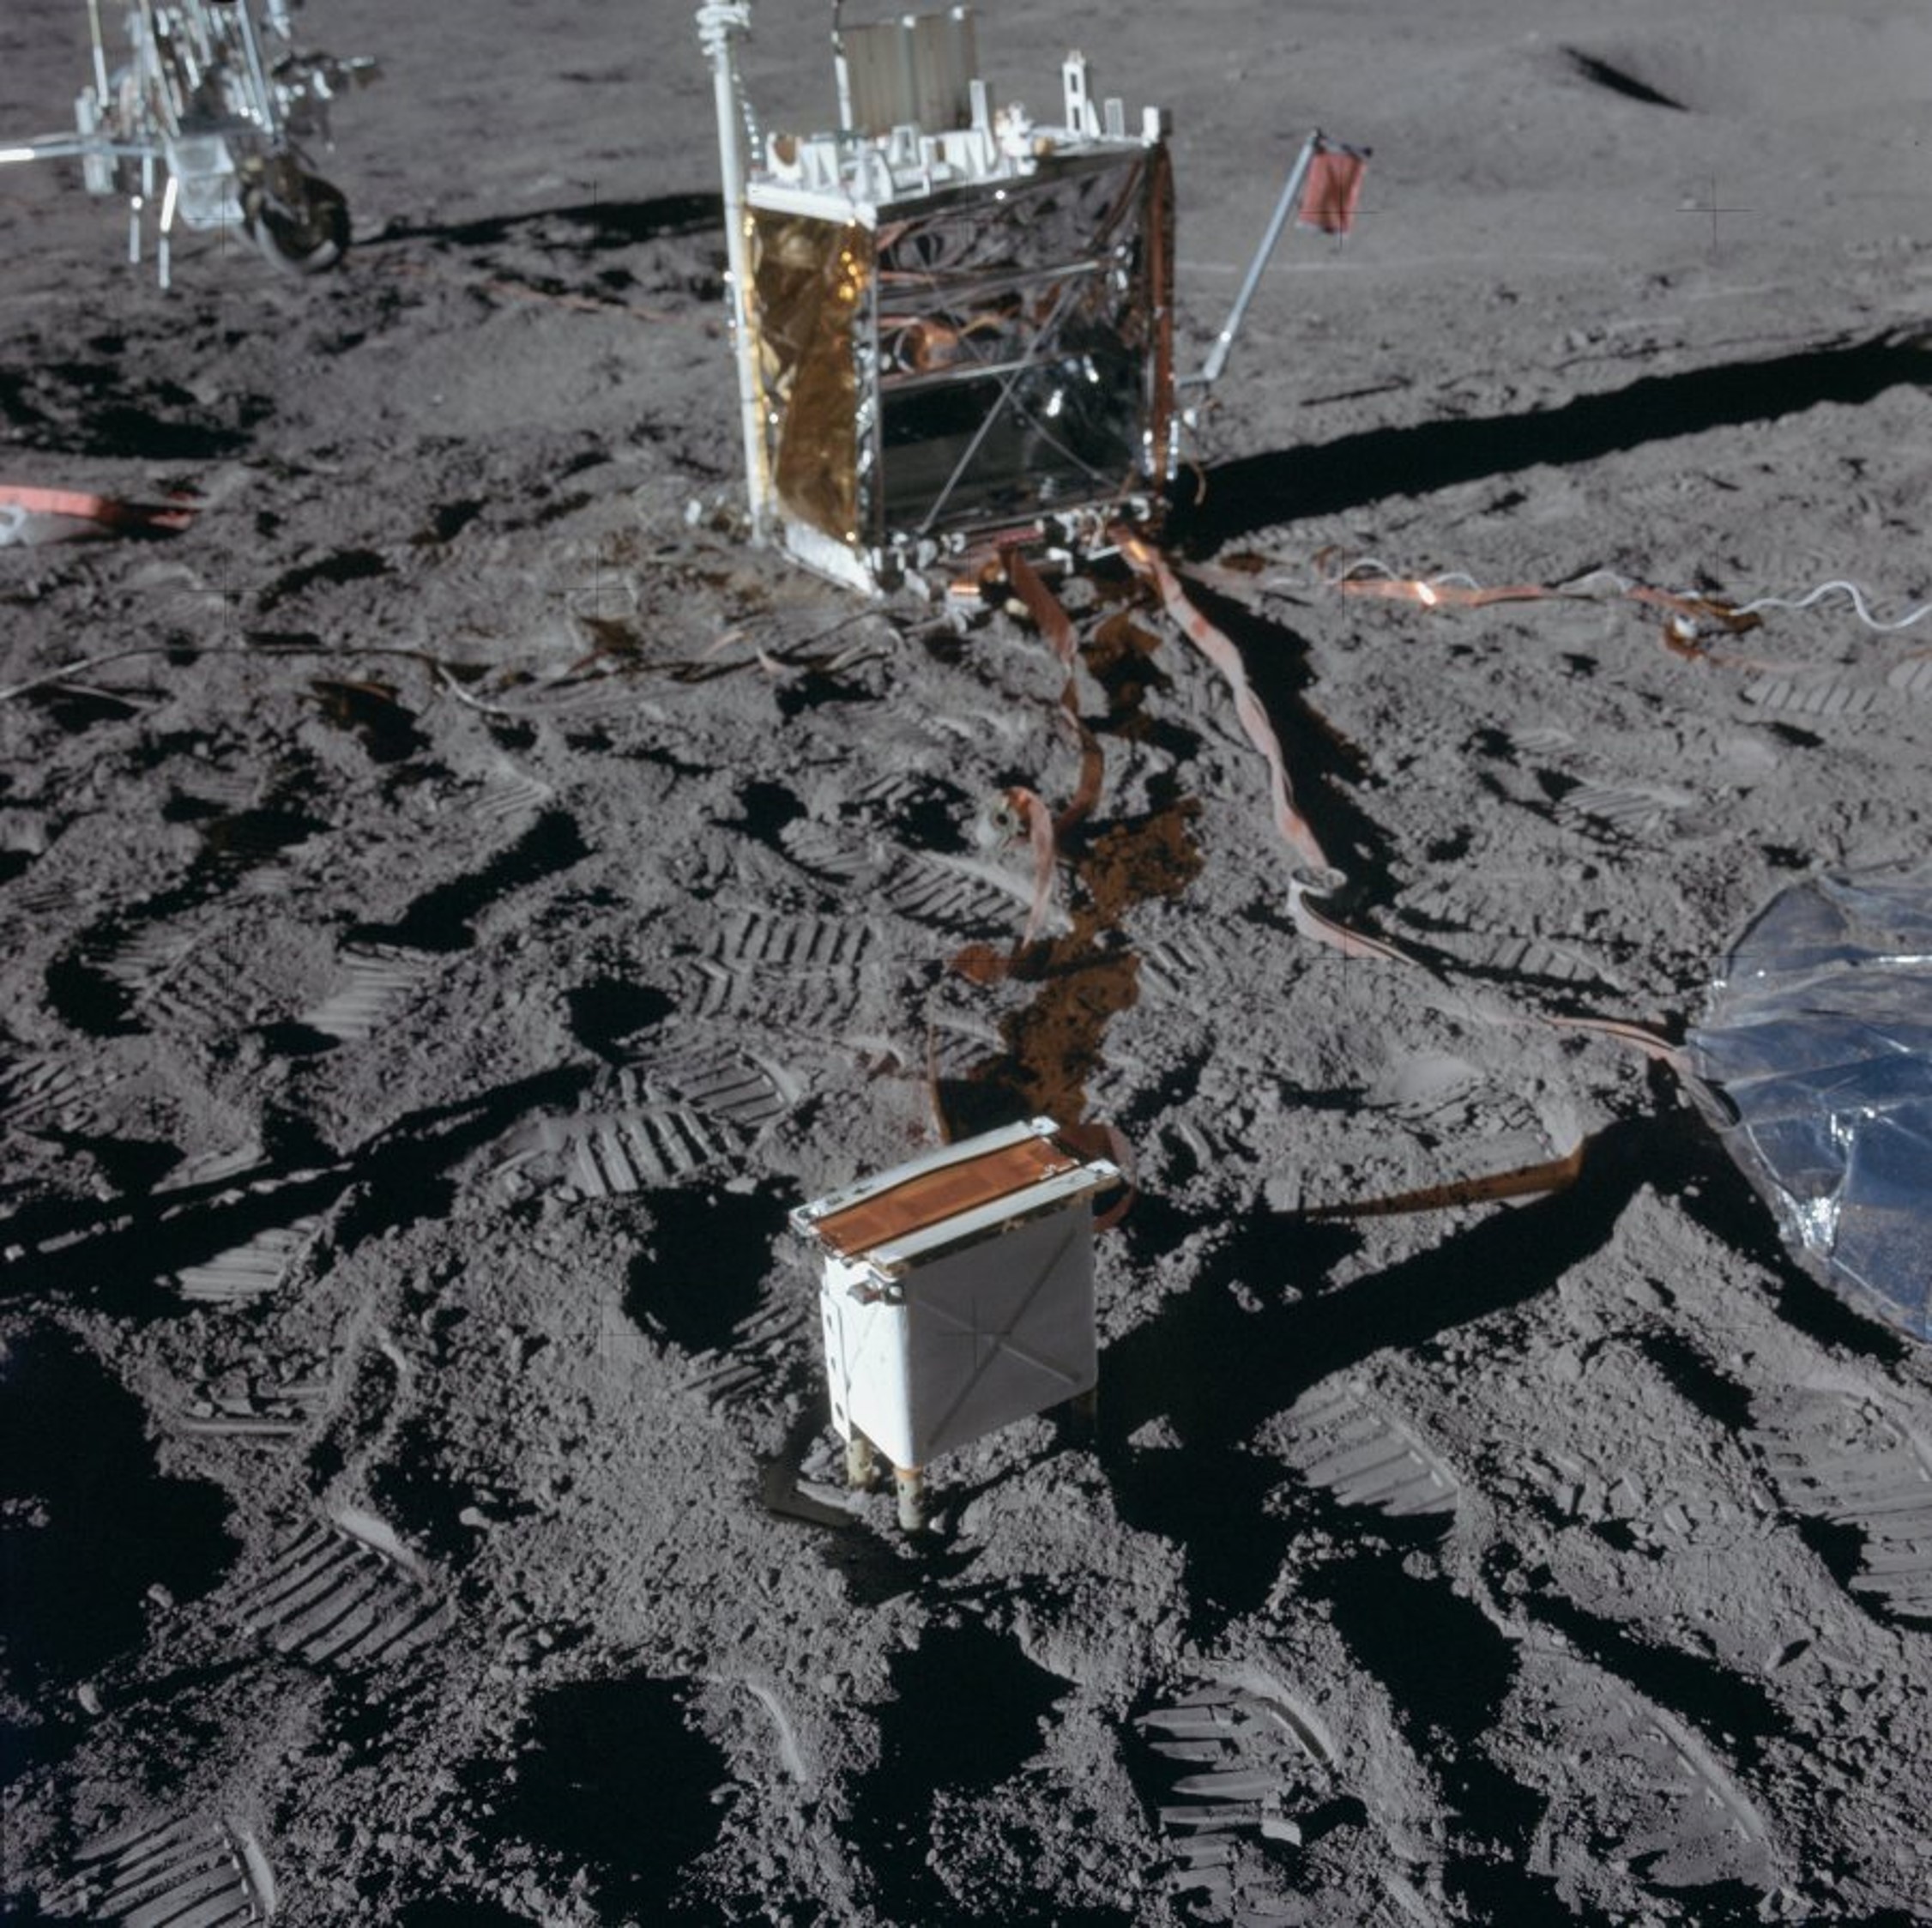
top-left (1687, 860), bottom-right (1932, 1340)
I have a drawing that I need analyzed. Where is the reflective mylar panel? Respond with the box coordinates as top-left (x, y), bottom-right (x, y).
top-left (1688, 859), bottom-right (1932, 1341)
top-left (870, 148), bottom-right (1172, 542)
top-left (746, 143), bottom-right (1172, 575)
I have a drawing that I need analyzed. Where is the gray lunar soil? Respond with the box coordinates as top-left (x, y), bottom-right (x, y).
top-left (3, 0), bottom-right (1932, 1923)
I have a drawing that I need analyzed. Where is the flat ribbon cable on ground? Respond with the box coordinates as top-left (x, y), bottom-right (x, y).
top-left (1118, 528), bottom-right (1333, 875)
top-left (1302, 1135), bottom-right (1591, 1219)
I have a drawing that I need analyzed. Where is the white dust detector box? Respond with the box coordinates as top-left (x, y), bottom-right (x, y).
top-left (792, 1117), bottom-right (1120, 1471)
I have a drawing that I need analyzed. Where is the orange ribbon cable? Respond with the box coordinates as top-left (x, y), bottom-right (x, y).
top-left (1322, 557), bottom-right (1766, 662)
top-left (1547, 1012), bottom-right (1687, 1073)
top-left (1002, 784), bottom-right (1061, 952)
top-left (1286, 867), bottom-right (1430, 970)
top-left (1302, 1136), bottom-right (1589, 1220)
top-left (1003, 546), bottom-right (1104, 836)
top-left (1119, 529), bottom-right (1333, 875)
top-left (0, 483), bottom-right (196, 541)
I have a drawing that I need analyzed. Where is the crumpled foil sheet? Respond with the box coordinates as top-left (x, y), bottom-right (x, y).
top-left (1688, 858), bottom-right (1932, 1341)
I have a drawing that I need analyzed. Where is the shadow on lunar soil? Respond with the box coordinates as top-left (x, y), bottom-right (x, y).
top-left (1180, 329), bottom-right (1932, 547)
top-left (497, 1675), bottom-right (726, 1921)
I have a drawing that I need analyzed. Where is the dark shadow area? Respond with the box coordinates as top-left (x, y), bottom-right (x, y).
top-left (1562, 47), bottom-right (1688, 111)
top-left (718, 777), bottom-right (805, 845)
top-left (372, 191), bottom-right (721, 251)
top-left (817, 1513), bottom-right (978, 1607)
top-left (1523, 1591), bottom-right (1790, 1769)
top-left (566, 979), bottom-right (675, 1061)
top-left (307, 678), bottom-right (430, 764)
top-left (496, 1675), bottom-right (724, 1921)
top-left (624, 1182), bottom-right (788, 1355)
top-left (1102, 1115), bottom-right (1653, 1453)
top-left (44, 793), bottom-right (330, 1037)
top-left (28, 1127), bottom-right (181, 1195)
top-left (0, 1159), bottom-right (346, 1313)
top-left (260, 547), bottom-right (391, 612)
top-left (17, 686), bottom-right (149, 734)
top-left (350, 808), bottom-right (588, 953)
top-left (42, 948), bottom-right (142, 1037)
top-left (1090, 1121), bottom-right (1653, 1633)
top-left (2, 1066), bottom-right (590, 1309)
top-left (932, 1073), bottom-right (1037, 1145)
top-left (1672, 1122), bottom-right (1912, 1367)
top-left (1174, 329), bottom-right (1932, 549)
top-left (0, 358), bottom-right (260, 459)
top-left (370, 1406), bottom-right (526, 1564)
top-left (409, 497), bottom-right (486, 547)
top-left (0, 1331), bottom-right (237, 1710)
top-left (396, 1902), bottom-right (528, 1927)
top-left (856, 773), bottom-right (975, 855)
top-left (850, 1619), bottom-right (1070, 1924)
top-left (776, 666), bottom-right (885, 717)
top-left (1104, 1443), bottom-right (1289, 1627)
top-left (1634, 1326), bottom-right (1755, 1433)
top-left (192, 804), bottom-right (335, 874)
top-left (1317, 1558), bottom-right (1579, 1923)
top-left (255, 1018), bottom-right (340, 1057)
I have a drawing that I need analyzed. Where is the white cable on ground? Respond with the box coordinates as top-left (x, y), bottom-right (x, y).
top-left (1730, 581), bottom-right (1932, 632)
top-left (1318, 557), bottom-right (1932, 632)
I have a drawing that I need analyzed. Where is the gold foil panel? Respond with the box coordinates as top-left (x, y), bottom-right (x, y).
top-left (749, 210), bottom-right (873, 545)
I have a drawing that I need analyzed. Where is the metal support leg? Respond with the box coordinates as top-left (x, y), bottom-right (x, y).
top-left (157, 169), bottom-right (178, 291)
top-left (1068, 1384), bottom-right (1098, 1443)
top-left (893, 1464), bottom-right (927, 1533)
top-left (130, 151), bottom-right (154, 269)
top-left (844, 1432), bottom-right (878, 1490)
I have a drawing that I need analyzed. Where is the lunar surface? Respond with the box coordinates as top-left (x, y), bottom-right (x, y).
top-left (3, 2), bottom-right (1930, 1923)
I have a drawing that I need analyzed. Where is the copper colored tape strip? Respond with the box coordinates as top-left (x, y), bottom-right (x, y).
top-left (1331, 569), bottom-right (1761, 643)
top-left (0, 482), bottom-right (195, 534)
top-left (1057, 1118), bottom-right (1138, 1232)
top-left (1002, 547), bottom-right (1105, 837)
top-left (1623, 585), bottom-right (1760, 636)
top-left (1303, 1137), bottom-right (1589, 1220)
top-left (1335, 578), bottom-right (1552, 609)
top-left (811, 1137), bottom-right (1083, 1259)
top-left (1287, 872), bottom-right (1424, 969)
top-left (1118, 530), bottom-right (1332, 875)
top-left (1005, 783), bottom-right (1060, 950)
top-left (1547, 1012), bottom-right (1686, 1072)
top-left (1005, 547), bottom-right (1079, 668)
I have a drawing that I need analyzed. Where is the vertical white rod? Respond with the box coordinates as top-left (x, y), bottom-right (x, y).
top-left (158, 168), bottom-right (176, 289)
top-left (832, 0), bottom-right (854, 133)
top-left (232, 3), bottom-right (281, 138)
top-left (85, 0), bottom-right (112, 107)
top-left (699, 5), bottom-right (771, 541)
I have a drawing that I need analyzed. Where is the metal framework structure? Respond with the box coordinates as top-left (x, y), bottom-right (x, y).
top-left (697, 4), bottom-right (1367, 594)
top-left (0, 0), bottom-right (378, 287)
top-left (698, 2), bottom-right (1174, 592)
